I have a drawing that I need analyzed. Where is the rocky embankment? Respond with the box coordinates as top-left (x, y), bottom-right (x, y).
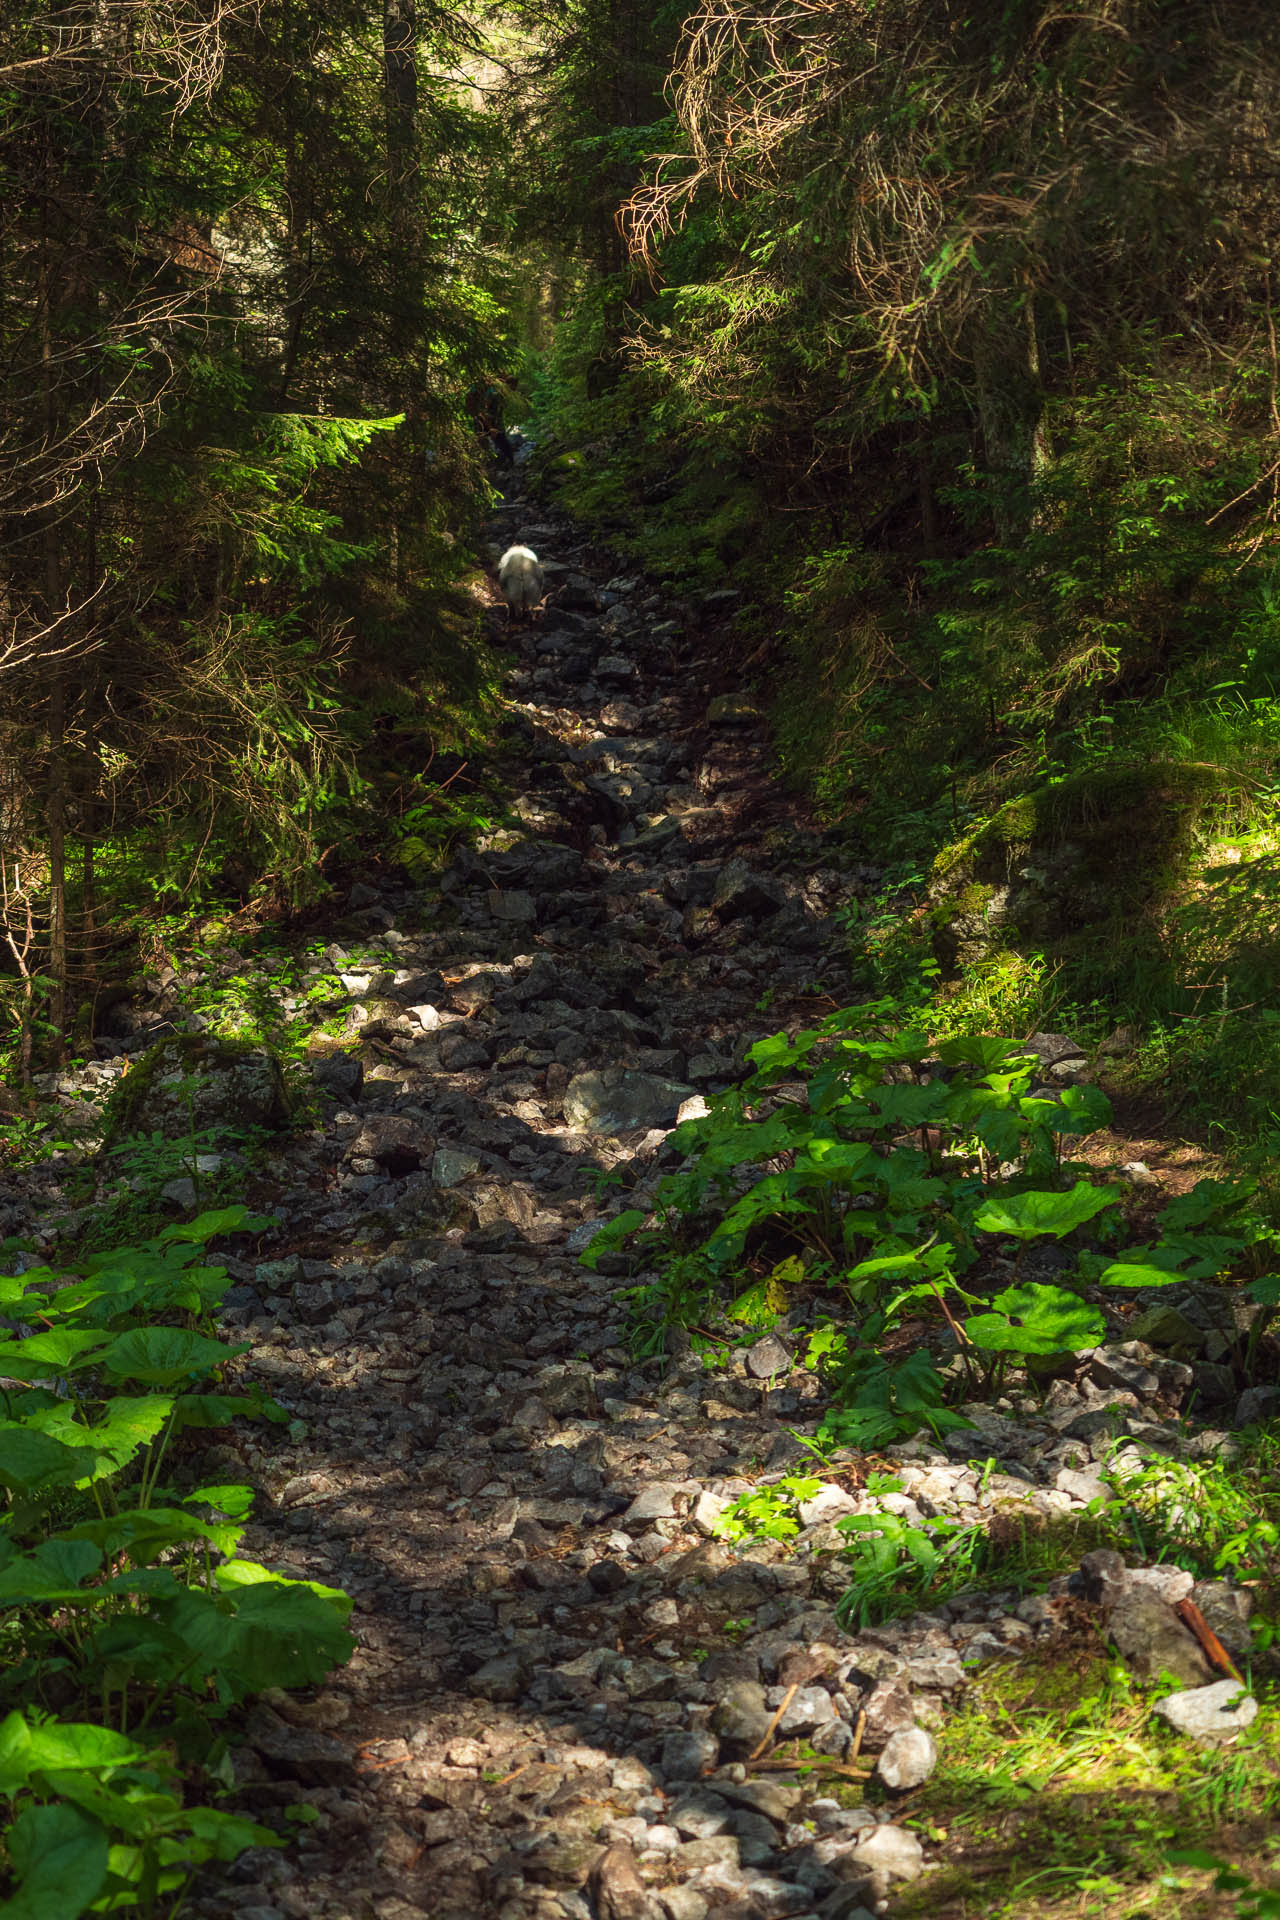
top-left (7, 491), bottom-right (1262, 1920)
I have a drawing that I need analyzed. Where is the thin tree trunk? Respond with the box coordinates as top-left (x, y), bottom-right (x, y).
top-left (971, 299), bottom-right (1049, 543)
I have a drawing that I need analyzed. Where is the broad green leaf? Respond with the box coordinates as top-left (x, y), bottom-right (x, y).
top-left (965, 1283), bottom-right (1105, 1355)
top-left (975, 1181), bottom-right (1118, 1241)
top-left (37, 1770), bottom-right (181, 1842)
top-left (172, 1386), bottom-right (290, 1430)
top-left (576, 1210), bottom-right (646, 1270)
top-left (0, 1802), bottom-right (109, 1920)
top-left (1099, 1260), bottom-right (1184, 1289)
top-left (0, 1713), bottom-right (145, 1793)
top-left (164, 1579), bottom-right (354, 1697)
top-left (97, 1328), bottom-right (248, 1385)
top-left (1248, 1274), bottom-right (1280, 1305)
top-left (163, 1206), bottom-right (257, 1242)
top-left (0, 1426), bottom-right (101, 1497)
top-left (1055, 1083), bottom-right (1113, 1133)
top-left (27, 1397), bottom-right (172, 1484)
top-left (792, 1138), bottom-right (875, 1179)
top-left (183, 1483), bottom-right (255, 1520)
top-left (175, 1804), bottom-right (282, 1861)
top-left (936, 1036), bottom-right (1033, 1072)
top-left (0, 1538), bottom-right (103, 1605)
top-left (865, 1081), bottom-right (954, 1128)
top-left (727, 1278), bottom-right (780, 1329)
top-left (1160, 1178), bottom-right (1257, 1231)
top-left (214, 1558), bottom-right (354, 1619)
top-left (0, 1328), bottom-right (110, 1376)
top-left (1153, 1230), bottom-right (1247, 1281)
top-left (68, 1506), bottom-right (243, 1563)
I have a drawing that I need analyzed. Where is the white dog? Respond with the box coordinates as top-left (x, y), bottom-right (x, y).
top-left (497, 544), bottom-right (544, 621)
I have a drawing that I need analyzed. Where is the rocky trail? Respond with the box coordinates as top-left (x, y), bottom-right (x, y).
top-left (10, 485), bottom-right (1264, 1920)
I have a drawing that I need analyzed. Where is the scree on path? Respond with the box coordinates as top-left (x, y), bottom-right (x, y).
top-left (189, 478), bottom-right (922, 1920)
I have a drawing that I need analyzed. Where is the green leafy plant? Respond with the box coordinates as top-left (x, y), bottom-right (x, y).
top-left (713, 1474), bottom-right (823, 1544)
top-left (0, 1206), bottom-right (354, 1917)
top-left (836, 1503), bottom-right (982, 1629)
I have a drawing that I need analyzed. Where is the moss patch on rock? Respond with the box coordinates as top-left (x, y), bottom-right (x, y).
top-left (929, 761), bottom-right (1219, 979)
top-left (103, 1033), bottom-right (293, 1150)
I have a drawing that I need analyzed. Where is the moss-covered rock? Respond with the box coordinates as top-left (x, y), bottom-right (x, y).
top-left (929, 763), bottom-right (1217, 973)
top-left (103, 1033), bottom-right (292, 1148)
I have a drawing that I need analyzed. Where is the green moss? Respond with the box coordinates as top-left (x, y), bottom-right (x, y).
top-left (103, 1032), bottom-right (291, 1149)
top-left (889, 1647), bottom-right (1280, 1919)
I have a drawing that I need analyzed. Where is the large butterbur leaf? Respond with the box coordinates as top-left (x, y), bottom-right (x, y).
top-left (0, 1427), bottom-right (102, 1498)
top-left (0, 1802), bottom-right (108, 1920)
top-left (975, 1181), bottom-right (1118, 1241)
top-left (965, 1283), bottom-right (1105, 1355)
top-left (97, 1328), bottom-right (248, 1385)
top-left (0, 1712), bottom-right (145, 1794)
top-left (0, 1538), bottom-right (103, 1605)
top-left (0, 1329), bottom-right (109, 1380)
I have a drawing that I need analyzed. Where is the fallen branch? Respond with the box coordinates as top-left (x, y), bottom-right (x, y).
top-left (1174, 1598), bottom-right (1244, 1682)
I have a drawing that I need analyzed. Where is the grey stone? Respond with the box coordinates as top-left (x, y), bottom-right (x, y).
top-left (706, 694), bottom-right (761, 725)
top-left (712, 1780), bottom-right (802, 1824)
top-left (311, 1052), bottom-right (363, 1101)
top-left (589, 1845), bottom-right (662, 1920)
top-left (1105, 1588), bottom-right (1216, 1687)
top-left (112, 1035), bottom-right (289, 1144)
top-left (351, 1114), bottom-right (433, 1175)
top-left (709, 1679), bottom-right (775, 1758)
top-left (905, 1647), bottom-right (967, 1692)
top-left (850, 1823), bottom-right (924, 1882)
top-left (711, 861), bottom-right (786, 921)
top-left (473, 838), bottom-right (585, 891)
top-left (244, 1705), bottom-right (354, 1786)
top-left (775, 1686), bottom-right (836, 1737)
top-left (563, 1067), bottom-right (693, 1134)
top-left (439, 1031), bottom-right (491, 1071)
top-left (432, 1145), bottom-right (482, 1187)
top-left (1089, 1343), bottom-right (1162, 1397)
top-left (1076, 1547), bottom-right (1128, 1606)
top-left (858, 1679), bottom-right (916, 1750)
top-left (1187, 1580), bottom-right (1254, 1656)
top-left (671, 1792), bottom-right (733, 1840)
top-left (819, 1900), bottom-right (875, 1920)
top-left (661, 1728), bottom-right (719, 1780)
top-left (810, 1717), bottom-right (854, 1759)
top-left (622, 1482), bottom-right (680, 1525)
top-left (693, 1488), bottom-right (730, 1535)
top-left (745, 1334), bottom-right (791, 1380)
top-left (1126, 1565), bottom-right (1193, 1604)
top-left (1056, 1464), bottom-right (1111, 1504)
top-left (659, 1890), bottom-right (709, 1920)
top-left (255, 1256), bottom-right (306, 1294)
top-left (1128, 1305), bottom-right (1205, 1356)
top-left (1236, 1384), bottom-right (1280, 1426)
top-left (876, 1726), bottom-right (938, 1790)
top-left (1154, 1679), bottom-right (1258, 1743)
top-left (488, 887), bottom-right (538, 924)
top-left (467, 1650), bottom-right (530, 1701)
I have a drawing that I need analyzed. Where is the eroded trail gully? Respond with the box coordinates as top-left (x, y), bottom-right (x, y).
top-left (179, 492), bottom-right (1204, 1920)
top-left (195, 491), bottom-right (900, 1920)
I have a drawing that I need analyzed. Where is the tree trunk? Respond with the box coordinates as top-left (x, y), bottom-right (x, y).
top-left (383, 0), bottom-right (419, 203)
top-left (970, 299), bottom-right (1049, 543)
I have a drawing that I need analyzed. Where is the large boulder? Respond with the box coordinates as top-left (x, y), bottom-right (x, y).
top-left (928, 765), bottom-right (1216, 975)
top-left (563, 1067), bottom-right (693, 1134)
top-left (456, 838), bottom-right (584, 892)
top-left (104, 1034), bottom-right (291, 1145)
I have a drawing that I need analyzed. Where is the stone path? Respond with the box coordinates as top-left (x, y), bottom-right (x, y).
top-left (18, 483), bottom-right (1255, 1920)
